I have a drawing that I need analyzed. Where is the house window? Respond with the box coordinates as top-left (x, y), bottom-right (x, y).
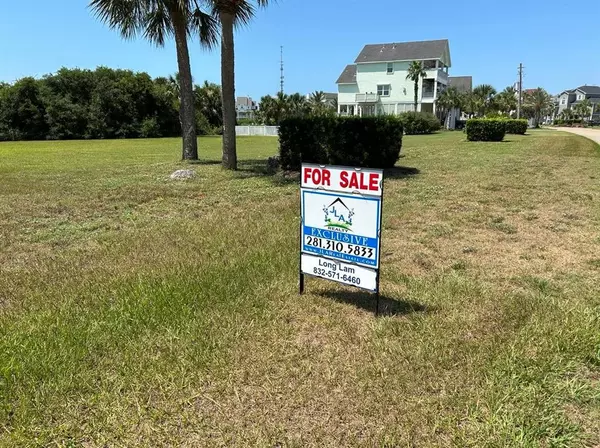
top-left (387, 63), bottom-right (394, 74)
top-left (561, 98), bottom-right (566, 105)
top-left (379, 104), bottom-right (395, 115)
top-left (377, 84), bottom-right (391, 96)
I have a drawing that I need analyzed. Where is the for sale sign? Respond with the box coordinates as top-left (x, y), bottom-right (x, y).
top-left (300, 164), bottom-right (383, 293)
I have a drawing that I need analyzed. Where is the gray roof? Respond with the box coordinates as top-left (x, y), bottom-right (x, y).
top-left (448, 76), bottom-right (473, 93)
top-left (336, 64), bottom-right (357, 84)
top-left (354, 39), bottom-right (449, 64)
top-left (574, 97), bottom-right (600, 104)
top-left (575, 85), bottom-right (600, 95)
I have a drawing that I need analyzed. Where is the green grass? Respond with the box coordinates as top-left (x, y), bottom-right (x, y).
top-left (1, 131), bottom-right (600, 446)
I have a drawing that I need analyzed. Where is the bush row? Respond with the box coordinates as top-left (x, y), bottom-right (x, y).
top-left (466, 118), bottom-right (528, 141)
top-left (504, 119), bottom-right (528, 135)
top-left (279, 116), bottom-right (403, 171)
top-left (398, 111), bottom-right (441, 135)
top-left (466, 119), bottom-right (507, 142)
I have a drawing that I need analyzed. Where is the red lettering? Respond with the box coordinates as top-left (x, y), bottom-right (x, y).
top-left (303, 167), bottom-right (312, 184)
top-left (312, 169), bottom-right (321, 184)
top-left (340, 171), bottom-right (348, 188)
top-left (349, 172), bottom-right (359, 189)
top-left (321, 169), bottom-right (331, 186)
top-left (369, 173), bottom-right (379, 191)
top-left (359, 172), bottom-right (369, 190)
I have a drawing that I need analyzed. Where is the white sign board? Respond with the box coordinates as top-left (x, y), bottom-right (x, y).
top-left (300, 164), bottom-right (383, 293)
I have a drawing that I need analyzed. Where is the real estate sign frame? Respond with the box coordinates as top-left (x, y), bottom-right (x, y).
top-left (299, 163), bottom-right (384, 311)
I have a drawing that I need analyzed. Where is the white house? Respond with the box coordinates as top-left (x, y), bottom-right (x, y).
top-left (235, 96), bottom-right (258, 120)
top-left (336, 39), bottom-right (451, 116)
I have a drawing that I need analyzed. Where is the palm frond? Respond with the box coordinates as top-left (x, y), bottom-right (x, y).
top-left (90, 0), bottom-right (145, 39)
top-left (190, 7), bottom-right (220, 48)
top-left (143, 3), bottom-right (173, 46)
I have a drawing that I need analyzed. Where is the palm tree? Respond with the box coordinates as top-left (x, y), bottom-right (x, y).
top-left (574, 98), bottom-right (592, 122)
top-left (494, 86), bottom-right (517, 115)
top-left (90, 0), bottom-right (218, 160)
top-left (309, 91), bottom-right (333, 116)
top-left (472, 84), bottom-right (497, 116)
top-left (522, 88), bottom-right (553, 127)
top-left (435, 86), bottom-right (463, 128)
top-left (406, 61), bottom-right (427, 111)
top-left (210, 0), bottom-right (271, 170)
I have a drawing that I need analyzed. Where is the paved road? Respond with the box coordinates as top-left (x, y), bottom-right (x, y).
top-left (553, 127), bottom-right (600, 145)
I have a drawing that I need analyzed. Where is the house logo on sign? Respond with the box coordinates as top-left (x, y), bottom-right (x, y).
top-left (323, 198), bottom-right (355, 232)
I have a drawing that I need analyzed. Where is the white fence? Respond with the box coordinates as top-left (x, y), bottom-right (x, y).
top-left (235, 125), bottom-right (279, 137)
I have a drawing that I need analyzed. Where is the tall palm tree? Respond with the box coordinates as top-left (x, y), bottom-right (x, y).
top-left (309, 91), bottom-right (331, 116)
top-left (523, 88), bottom-right (553, 127)
top-left (472, 84), bottom-right (497, 116)
top-left (210, 0), bottom-right (271, 170)
top-left (90, 0), bottom-right (218, 160)
top-left (406, 61), bottom-right (427, 111)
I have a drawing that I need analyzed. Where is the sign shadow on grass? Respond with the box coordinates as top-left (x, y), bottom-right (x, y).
top-left (319, 289), bottom-right (431, 317)
top-left (384, 166), bottom-right (420, 179)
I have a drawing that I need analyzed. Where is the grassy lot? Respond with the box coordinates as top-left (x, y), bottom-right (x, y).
top-left (1, 131), bottom-right (599, 446)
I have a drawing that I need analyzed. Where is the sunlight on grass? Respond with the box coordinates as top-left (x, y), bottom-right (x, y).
top-left (1, 131), bottom-right (599, 446)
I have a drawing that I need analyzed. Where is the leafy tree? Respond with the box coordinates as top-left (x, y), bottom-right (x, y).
top-left (90, 0), bottom-right (219, 160)
top-left (210, 0), bottom-right (271, 170)
top-left (472, 84), bottom-right (497, 116)
top-left (406, 61), bottom-right (427, 111)
top-left (0, 77), bottom-right (48, 140)
top-left (194, 80), bottom-right (222, 128)
top-left (522, 88), bottom-right (553, 127)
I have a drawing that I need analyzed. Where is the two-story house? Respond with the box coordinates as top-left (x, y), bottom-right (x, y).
top-left (557, 85), bottom-right (600, 121)
top-left (336, 39), bottom-right (451, 116)
top-left (235, 96), bottom-right (258, 120)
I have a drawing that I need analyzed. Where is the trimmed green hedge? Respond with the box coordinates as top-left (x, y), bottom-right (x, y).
top-left (504, 119), bottom-right (528, 135)
top-left (466, 119), bottom-right (506, 142)
top-left (279, 116), bottom-right (403, 170)
top-left (398, 111), bottom-right (441, 135)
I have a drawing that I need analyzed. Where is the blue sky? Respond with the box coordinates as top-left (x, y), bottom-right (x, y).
top-left (1, 0), bottom-right (599, 98)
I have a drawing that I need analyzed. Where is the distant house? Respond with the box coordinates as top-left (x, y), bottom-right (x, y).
top-left (557, 85), bottom-right (600, 121)
top-left (235, 96), bottom-right (258, 120)
top-left (445, 75), bottom-right (473, 128)
top-left (336, 39), bottom-right (451, 116)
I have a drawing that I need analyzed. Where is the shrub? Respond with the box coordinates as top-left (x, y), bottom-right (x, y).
top-left (504, 119), bottom-right (528, 135)
top-left (398, 111), bottom-right (441, 135)
top-left (279, 116), bottom-right (403, 171)
top-left (466, 119), bottom-right (506, 142)
top-left (140, 117), bottom-right (162, 138)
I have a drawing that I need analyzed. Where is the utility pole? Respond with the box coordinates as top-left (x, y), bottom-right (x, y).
top-left (517, 63), bottom-right (523, 119)
top-left (280, 46), bottom-right (284, 95)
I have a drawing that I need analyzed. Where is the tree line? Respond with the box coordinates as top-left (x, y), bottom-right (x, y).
top-left (0, 67), bottom-right (223, 141)
top-left (436, 84), bottom-right (555, 127)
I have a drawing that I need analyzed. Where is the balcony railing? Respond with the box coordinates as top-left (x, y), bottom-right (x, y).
top-left (355, 93), bottom-right (379, 103)
top-left (422, 91), bottom-right (435, 99)
top-left (425, 69), bottom-right (448, 83)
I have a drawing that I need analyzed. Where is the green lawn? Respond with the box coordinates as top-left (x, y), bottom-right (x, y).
top-left (1, 131), bottom-right (599, 446)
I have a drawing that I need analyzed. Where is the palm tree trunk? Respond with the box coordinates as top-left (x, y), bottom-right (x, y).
top-left (414, 80), bottom-right (418, 111)
top-left (172, 7), bottom-right (198, 160)
top-left (220, 11), bottom-right (237, 170)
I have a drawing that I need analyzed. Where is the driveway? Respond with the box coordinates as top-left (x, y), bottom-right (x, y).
top-left (552, 127), bottom-right (600, 145)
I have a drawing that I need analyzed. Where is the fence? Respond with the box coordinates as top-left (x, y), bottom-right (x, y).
top-left (235, 125), bottom-right (279, 136)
